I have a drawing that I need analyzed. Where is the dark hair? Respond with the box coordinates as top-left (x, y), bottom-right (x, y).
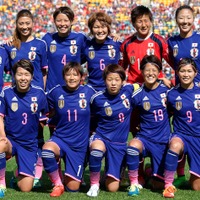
top-left (131, 5), bottom-right (153, 24)
top-left (12, 59), bottom-right (34, 75)
top-left (62, 62), bottom-right (83, 79)
top-left (13, 9), bottom-right (33, 49)
top-left (88, 12), bottom-right (112, 35)
top-left (103, 64), bottom-right (126, 81)
top-left (53, 6), bottom-right (74, 22)
top-left (140, 55), bottom-right (162, 71)
top-left (175, 5), bottom-right (194, 21)
top-left (177, 58), bottom-right (197, 72)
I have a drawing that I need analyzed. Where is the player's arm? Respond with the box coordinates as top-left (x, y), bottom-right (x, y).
top-left (42, 68), bottom-right (47, 90)
top-left (0, 116), bottom-right (8, 143)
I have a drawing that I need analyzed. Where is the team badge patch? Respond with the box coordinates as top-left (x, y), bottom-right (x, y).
top-left (175, 101), bottom-right (182, 110)
top-left (89, 51), bottom-right (95, 59)
top-left (31, 102), bottom-right (38, 113)
top-left (147, 43), bottom-right (154, 55)
top-left (173, 45), bottom-right (178, 57)
top-left (123, 99), bottom-right (130, 109)
top-left (0, 56), bottom-right (2, 65)
top-left (58, 95), bottom-right (64, 109)
top-left (143, 102), bottom-right (150, 111)
top-left (130, 56), bottom-right (135, 65)
top-left (11, 102), bottom-right (18, 112)
top-left (10, 48), bottom-right (17, 59)
top-left (79, 99), bottom-right (87, 109)
top-left (28, 51), bottom-right (36, 60)
top-left (190, 43), bottom-right (198, 58)
top-left (108, 45), bottom-right (116, 58)
top-left (70, 40), bottom-right (77, 55)
top-left (105, 107), bottom-right (112, 116)
top-left (50, 44), bottom-right (57, 53)
top-left (194, 99), bottom-right (200, 110)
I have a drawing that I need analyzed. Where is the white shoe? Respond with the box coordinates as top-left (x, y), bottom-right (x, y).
top-left (87, 184), bottom-right (99, 197)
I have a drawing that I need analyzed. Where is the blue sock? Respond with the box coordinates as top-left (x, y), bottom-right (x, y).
top-left (0, 153), bottom-right (6, 170)
top-left (165, 149), bottom-right (179, 171)
top-left (89, 149), bottom-right (104, 172)
top-left (126, 146), bottom-right (140, 170)
top-left (42, 149), bottom-right (58, 173)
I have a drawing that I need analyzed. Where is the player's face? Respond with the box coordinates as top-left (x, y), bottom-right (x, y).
top-left (178, 64), bottom-right (197, 89)
top-left (92, 20), bottom-right (108, 43)
top-left (64, 68), bottom-right (81, 91)
top-left (176, 9), bottom-right (194, 36)
top-left (105, 73), bottom-right (123, 95)
top-left (133, 15), bottom-right (152, 39)
top-left (15, 67), bottom-right (33, 93)
top-left (54, 13), bottom-right (72, 36)
top-left (142, 63), bottom-right (159, 88)
top-left (17, 17), bottom-right (33, 38)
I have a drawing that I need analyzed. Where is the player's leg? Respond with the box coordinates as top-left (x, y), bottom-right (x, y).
top-left (87, 139), bottom-right (105, 197)
top-left (126, 138), bottom-right (143, 196)
top-left (42, 141), bottom-right (64, 197)
top-left (17, 176), bottom-right (34, 192)
top-left (190, 174), bottom-right (200, 191)
top-left (163, 137), bottom-right (183, 198)
top-left (0, 138), bottom-right (12, 197)
top-left (106, 177), bottom-right (120, 192)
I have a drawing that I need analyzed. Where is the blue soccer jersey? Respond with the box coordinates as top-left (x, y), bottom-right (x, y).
top-left (91, 84), bottom-right (133, 143)
top-left (0, 85), bottom-right (48, 148)
top-left (47, 84), bottom-right (96, 151)
top-left (131, 82), bottom-right (171, 144)
top-left (0, 46), bottom-right (9, 91)
top-left (167, 84), bottom-right (200, 137)
top-left (43, 32), bottom-right (87, 91)
top-left (168, 31), bottom-right (200, 83)
top-left (4, 38), bottom-right (48, 88)
top-left (84, 37), bottom-right (121, 91)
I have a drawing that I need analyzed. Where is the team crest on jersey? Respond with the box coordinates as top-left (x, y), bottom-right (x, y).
top-left (70, 40), bottom-right (77, 55)
top-left (147, 43), bottom-right (154, 55)
top-left (79, 99), bottom-right (87, 109)
top-left (0, 56), bottom-right (2, 65)
top-left (50, 44), bottom-right (57, 53)
top-left (105, 106), bottom-right (112, 116)
top-left (175, 101), bottom-right (182, 110)
top-left (10, 48), bottom-right (17, 59)
top-left (190, 43), bottom-right (198, 58)
top-left (28, 50), bottom-right (36, 61)
top-left (11, 102), bottom-right (18, 112)
top-left (31, 102), bottom-right (38, 113)
top-left (160, 93), bottom-right (167, 107)
top-left (108, 45), bottom-right (116, 58)
top-left (130, 56), bottom-right (135, 65)
top-left (143, 102), bottom-right (150, 111)
top-left (173, 45), bottom-right (178, 57)
top-left (194, 99), bottom-right (200, 110)
top-left (89, 51), bottom-right (95, 59)
top-left (58, 95), bottom-right (64, 109)
top-left (123, 99), bottom-right (130, 109)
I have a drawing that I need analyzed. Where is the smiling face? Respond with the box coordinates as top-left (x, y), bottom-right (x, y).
top-left (92, 20), bottom-right (109, 43)
top-left (16, 16), bottom-right (33, 39)
top-left (105, 72), bottom-right (123, 95)
top-left (133, 14), bottom-right (152, 39)
top-left (176, 8), bottom-right (194, 37)
top-left (64, 68), bottom-right (81, 91)
top-left (54, 13), bottom-right (72, 37)
top-left (178, 64), bottom-right (197, 89)
top-left (15, 67), bottom-right (32, 93)
top-left (142, 63), bottom-right (160, 89)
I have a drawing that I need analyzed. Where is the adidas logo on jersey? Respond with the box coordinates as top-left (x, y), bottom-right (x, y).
top-left (176, 96), bottom-right (182, 100)
top-left (59, 95), bottom-right (64, 99)
top-left (12, 97), bottom-right (18, 101)
top-left (89, 46), bottom-right (94, 50)
top-left (104, 102), bottom-right (110, 107)
top-left (143, 96), bottom-right (149, 101)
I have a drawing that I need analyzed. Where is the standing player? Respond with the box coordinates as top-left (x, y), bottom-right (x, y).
top-left (42, 62), bottom-right (95, 197)
top-left (3, 9), bottom-right (48, 188)
top-left (126, 55), bottom-right (171, 196)
top-left (119, 5), bottom-right (172, 185)
top-left (0, 59), bottom-right (48, 197)
top-left (0, 46), bottom-right (9, 92)
top-left (84, 12), bottom-right (122, 91)
top-left (167, 5), bottom-right (200, 187)
top-left (87, 64), bottom-right (139, 197)
top-left (163, 58), bottom-right (200, 198)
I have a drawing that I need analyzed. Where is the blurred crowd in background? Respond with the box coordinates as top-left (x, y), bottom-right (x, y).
top-left (0, 0), bottom-right (200, 83)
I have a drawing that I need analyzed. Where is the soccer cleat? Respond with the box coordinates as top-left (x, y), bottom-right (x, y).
top-left (0, 185), bottom-right (6, 198)
top-left (33, 178), bottom-right (42, 188)
top-left (87, 184), bottom-right (100, 197)
top-left (50, 185), bottom-right (64, 197)
top-left (128, 184), bottom-right (140, 196)
top-left (163, 185), bottom-right (177, 198)
top-left (173, 176), bottom-right (186, 188)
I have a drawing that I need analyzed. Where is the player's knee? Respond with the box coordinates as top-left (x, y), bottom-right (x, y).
top-left (128, 139), bottom-right (142, 151)
top-left (106, 177), bottom-right (119, 192)
top-left (169, 138), bottom-right (183, 153)
top-left (190, 175), bottom-right (200, 190)
top-left (64, 177), bottom-right (80, 192)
